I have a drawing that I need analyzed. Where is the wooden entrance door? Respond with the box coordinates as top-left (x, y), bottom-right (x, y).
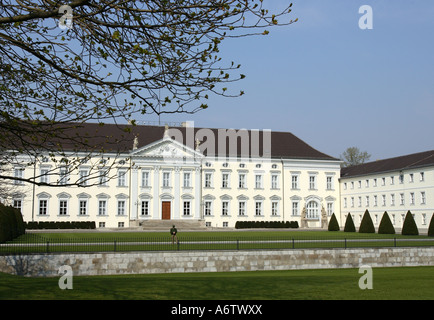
top-left (162, 201), bottom-right (171, 220)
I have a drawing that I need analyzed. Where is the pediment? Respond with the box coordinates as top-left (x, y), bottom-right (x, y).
top-left (130, 137), bottom-right (202, 160)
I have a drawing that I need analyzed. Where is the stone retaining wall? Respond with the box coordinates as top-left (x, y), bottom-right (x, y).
top-left (1, 247), bottom-right (433, 277)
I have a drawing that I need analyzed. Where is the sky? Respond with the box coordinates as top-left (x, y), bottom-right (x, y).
top-left (137, 0), bottom-right (434, 161)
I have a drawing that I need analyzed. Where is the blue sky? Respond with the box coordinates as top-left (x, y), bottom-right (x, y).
top-left (138, 0), bottom-right (434, 161)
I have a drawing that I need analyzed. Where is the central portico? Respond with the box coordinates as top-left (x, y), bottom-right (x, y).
top-left (129, 130), bottom-right (204, 223)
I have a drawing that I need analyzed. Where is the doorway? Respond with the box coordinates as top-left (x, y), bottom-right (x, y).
top-left (162, 201), bottom-right (171, 220)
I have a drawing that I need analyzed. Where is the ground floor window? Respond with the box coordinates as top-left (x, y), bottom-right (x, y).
top-left (141, 201), bottom-right (149, 216)
top-left (183, 201), bottom-right (191, 216)
top-left (306, 201), bottom-right (319, 219)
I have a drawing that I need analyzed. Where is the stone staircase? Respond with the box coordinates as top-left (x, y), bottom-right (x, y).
top-left (130, 219), bottom-right (207, 231)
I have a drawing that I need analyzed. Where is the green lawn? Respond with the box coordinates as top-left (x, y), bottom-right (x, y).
top-left (1, 266), bottom-right (433, 300)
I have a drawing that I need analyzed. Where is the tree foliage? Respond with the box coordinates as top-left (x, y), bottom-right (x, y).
top-left (0, 0), bottom-right (297, 186)
top-left (340, 147), bottom-right (371, 167)
top-left (327, 213), bottom-right (340, 231)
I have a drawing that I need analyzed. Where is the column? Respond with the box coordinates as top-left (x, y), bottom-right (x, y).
top-left (153, 165), bottom-right (160, 219)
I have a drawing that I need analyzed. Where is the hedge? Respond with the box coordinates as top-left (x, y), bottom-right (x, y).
top-left (25, 221), bottom-right (96, 230)
top-left (344, 213), bottom-right (356, 232)
top-left (327, 213), bottom-right (340, 231)
top-left (0, 204), bottom-right (26, 243)
top-left (378, 211), bottom-right (395, 235)
top-left (402, 211), bottom-right (419, 236)
top-left (359, 209), bottom-right (375, 233)
top-left (235, 221), bottom-right (299, 229)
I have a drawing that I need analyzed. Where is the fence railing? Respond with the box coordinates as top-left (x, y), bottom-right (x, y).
top-left (1, 234), bottom-right (434, 255)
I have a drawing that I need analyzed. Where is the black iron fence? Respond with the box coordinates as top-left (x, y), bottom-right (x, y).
top-left (1, 233), bottom-right (434, 255)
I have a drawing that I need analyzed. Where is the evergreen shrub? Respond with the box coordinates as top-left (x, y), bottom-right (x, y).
top-left (378, 211), bottom-right (395, 234)
top-left (359, 209), bottom-right (375, 233)
top-left (428, 214), bottom-right (434, 237)
top-left (344, 213), bottom-right (356, 232)
top-left (401, 211), bottom-right (419, 236)
top-left (328, 213), bottom-right (340, 231)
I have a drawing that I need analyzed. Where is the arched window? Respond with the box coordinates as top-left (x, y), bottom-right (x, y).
top-left (306, 201), bottom-right (319, 219)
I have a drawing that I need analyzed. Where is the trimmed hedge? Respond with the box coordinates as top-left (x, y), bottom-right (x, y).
top-left (327, 213), bottom-right (340, 231)
top-left (344, 213), bottom-right (356, 232)
top-left (25, 221), bottom-right (96, 230)
top-left (402, 211), bottom-right (419, 236)
top-left (428, 214), bottom-right (434, 237)
top-left (235, 221), bottom-right (299, 229)
top-left (0, 204), bottom-right (26, 243)
top-left (359, 209), bottom-right (375, 233)
top-left (378, 211), bottom-right (395, 235)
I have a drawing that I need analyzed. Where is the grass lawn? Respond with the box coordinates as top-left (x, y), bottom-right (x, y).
top-left (1, 266), bottom-right (433, 300)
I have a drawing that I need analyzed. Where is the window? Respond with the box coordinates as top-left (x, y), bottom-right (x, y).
top-left (390, 176), bottom-right (394, 185)
top-left (255, 202), bottom-right (262, 216)
top-left (162, 172), bottom-right (170, 187)
top-left (118, 222), bottom-right (125, 228)
top-left (343, 198), bottom-right (347, 208)
top-left (98, 200), bottom-right (107, 216)
top-left (365, 179), bottom-right (370, 188)
top-left (117, 200), bottom-right (125, 216)
top-left (309, 175), bottom-right (316, 190)
top-left (204, 201), bottom-right (212, 216)
top-left (221, 201), bottom-right (229, 216)
top-left (327, 203), bottom-right (334, 216)
top-left (358, 181), bottom-right (362, 189)
top-left (255, 174), bottom-right (263, 189)
top-left (344, 182), bottom-right (347, 190)
top-left (238, 174), bottom-right (246, 188)
top-left (399, 174), bottom-right (404, 184)
top-left (40, 168), bottom-right (49, 184)
top-left (373, 179), bottom-right (377, 187)
top-left (421, 192), bottom-right (426, 204)
top-left (291, 175), bottom-right (299, 189)
top-left (422, 213), bottom-right (427, 225)
top-left (222, 173), bottom-right (229, 188)
top-left (410, 192), bottom-right (415, 205)
top-left (99, 170), bottom-right (108, 186)
top-left (400, 193), bottom-right (405, 205)
top-left (183, 201), bottom-right (191, 216)
top-left (79, 169), bottom-right (89, 186)
top-left (420, 172), bottom-right (425, 181)
top-left (292, 202), bottom-right (299, 216)
top-left (382, 195), bottom-right (386, 206)
top-left (141, 201), bottom-right (149, 216)
top-left (306, 201), bottom-right (319, 219)
top-left (326, 176), bottom-right (333, 190)
top-left (99, 222), bottom-right (106, 228)
top-left (39, 200), bottom-right (48, 215)
top-left (390, 194), bottom-right (395, 206)
top-left (13, 200), bottom-right (22, 212)
top-left (79, 200), bottom-right (87, 215)
top-left (59, 200), bottom-right (68, 215)
top-left (141, 171), bottom-right (150, 187)
top-left (118, 170), bottom-right (127, 187)
top-left (238, 201), bottom-right (246, 216)
top-left (409, 173), bottom-right (414, 183)
top-left (14, 168), bottom-right (24, 185)
top-left (351, 197), bottom-right (354, 208)
top-left (183, 172), bottom-right (191, 188)
top-left (365, 196), bottom-right (370, 207)
top-left (271, 201), bottom-right (279, 216)
top-left (374, 195), bottom-right (378, 206)
top-left (59, 167), bottom-right (68, 185)
top-left (271, 175), bottom-right (279, 189)
top-left (205, 173), bottom-right (212, 188)
top-left (358, 196), bottom-right (362, 207)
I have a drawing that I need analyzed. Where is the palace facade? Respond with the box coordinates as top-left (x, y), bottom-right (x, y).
top-left (4, 122), bottom-right (342, 229)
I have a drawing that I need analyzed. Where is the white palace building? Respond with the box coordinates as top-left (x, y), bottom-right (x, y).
top-left (3, 122), bottom-right (433, 231)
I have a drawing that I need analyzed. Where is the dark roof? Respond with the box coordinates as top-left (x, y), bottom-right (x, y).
top-left (54, 122), bottom-right (338, 161)
top-left (341, 150), bottom-right (434, 178)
